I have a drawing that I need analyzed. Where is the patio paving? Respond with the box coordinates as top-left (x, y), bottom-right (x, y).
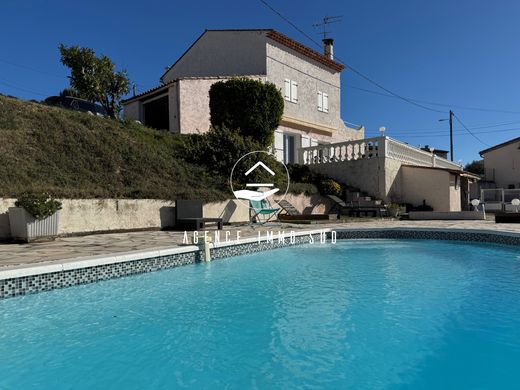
top-left (1, 219), bottom-right (519, 270)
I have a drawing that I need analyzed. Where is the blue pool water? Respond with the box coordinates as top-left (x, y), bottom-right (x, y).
top-left (1, 239), bottom-right (520, 389)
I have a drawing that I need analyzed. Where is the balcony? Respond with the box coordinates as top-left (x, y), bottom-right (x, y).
top-left (299, 136), bottom-right (462, 170)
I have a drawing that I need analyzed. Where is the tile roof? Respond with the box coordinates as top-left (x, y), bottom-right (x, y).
top-left (159, 29), bottom-right (344, 81)
top-left (265, 30), bottom-right (344, 72)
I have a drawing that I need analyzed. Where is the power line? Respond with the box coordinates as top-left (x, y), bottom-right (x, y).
top-left (258, 0), bottom-right (520, 118)
top-left (345, 83), bottom-right (520, 115)
top-left (452, 113), bottom-right (490, 146)
top-left (0, 58), bottom-right (63, 79)
top-left (366, 127), bottom-right (520, 138)
top-left (258, 0), bottom-right (444, 114)
top-left (0, 79), bottom-right (49, 97)
top-left (366, 121), bottom-right (520, 135)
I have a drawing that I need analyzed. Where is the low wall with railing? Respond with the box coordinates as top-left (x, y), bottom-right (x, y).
top-left (299, 136), bottom-right (462, 204)
top-left (299, 136), bottom-right (462, 170)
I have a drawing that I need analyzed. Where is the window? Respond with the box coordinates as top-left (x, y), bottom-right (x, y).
top-left (284, 79), bottom-right (298, 103)
top-left (317, 91), bottom-right (329, 113)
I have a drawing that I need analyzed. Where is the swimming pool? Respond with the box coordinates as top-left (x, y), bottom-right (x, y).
top-left (1, 239), bottom-right (520, 389)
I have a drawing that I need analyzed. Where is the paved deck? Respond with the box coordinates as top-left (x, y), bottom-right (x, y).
top-left (1, 220), bottom-right (519, 270)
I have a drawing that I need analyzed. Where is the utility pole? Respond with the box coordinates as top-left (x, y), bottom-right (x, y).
top-left (449, 110), bottom-right (454, 161)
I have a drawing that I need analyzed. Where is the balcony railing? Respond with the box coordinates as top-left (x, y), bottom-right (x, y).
top-left (299, 136), bottom-right (462, 170)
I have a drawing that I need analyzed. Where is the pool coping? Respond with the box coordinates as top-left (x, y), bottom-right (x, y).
top-left (1, 227), bottom-right (519, 299)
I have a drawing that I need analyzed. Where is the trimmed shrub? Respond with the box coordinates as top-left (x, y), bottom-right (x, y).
top-left (209, 78), bottom-right (284, 147)
top-left (15, 193), bottom-right (62, 220)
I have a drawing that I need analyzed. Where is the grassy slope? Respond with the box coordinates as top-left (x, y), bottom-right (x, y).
top-left (0, 95), bottom-right (229, 201)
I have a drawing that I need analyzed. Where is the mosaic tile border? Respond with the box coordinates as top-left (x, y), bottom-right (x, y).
top-left (334, 229), bottom-right (520, 246)
top-left (1, 229), bottom-right (519, 299)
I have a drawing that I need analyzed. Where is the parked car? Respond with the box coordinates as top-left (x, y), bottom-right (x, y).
top-left (44, 96), bottom-right (107, 117)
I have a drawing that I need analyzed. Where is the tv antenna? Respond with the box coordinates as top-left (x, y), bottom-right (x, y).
top-left (313, 15), bottom-right (343, 40)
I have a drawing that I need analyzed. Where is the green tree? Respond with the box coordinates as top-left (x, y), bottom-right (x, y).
top-left (464, 159), bottom-right (484, 175)
top-left (209, 78), bottom-right (284, 147)
top-left (59, 44), bottom-right (130, 118)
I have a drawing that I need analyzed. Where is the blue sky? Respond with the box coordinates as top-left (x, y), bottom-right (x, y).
top-left (1, 0), bottom-right (519, 164)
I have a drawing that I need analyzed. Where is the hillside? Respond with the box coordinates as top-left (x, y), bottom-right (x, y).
top-left (0, 95), bottom-right (229, 201)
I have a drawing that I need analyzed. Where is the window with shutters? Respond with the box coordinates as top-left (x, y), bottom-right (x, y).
top-left (317, 91), bottom-right (329, 113)
top-left (284, 79), bottom-right (298, 103)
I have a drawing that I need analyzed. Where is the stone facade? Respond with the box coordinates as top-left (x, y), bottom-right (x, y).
top-left (122, 29), bottom-right (364, 163)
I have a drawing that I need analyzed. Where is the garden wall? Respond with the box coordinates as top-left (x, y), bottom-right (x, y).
top-left (0, 194), bottom-right (331, 240)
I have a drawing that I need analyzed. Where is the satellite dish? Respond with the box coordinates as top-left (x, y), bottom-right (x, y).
top-left (511, 198), bottom-right (520, 206)
top-left (471, 199), bottom-right (480, 207)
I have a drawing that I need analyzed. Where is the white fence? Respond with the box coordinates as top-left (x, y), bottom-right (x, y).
top-left (299, 136), bottom-right (462, 170)
top-left (481, 188), bottom-right (520, 211)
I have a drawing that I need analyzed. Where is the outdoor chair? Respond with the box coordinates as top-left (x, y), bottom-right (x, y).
top-left (327, 195), bottom-right (348, 215)
top-left (250, 199), bottom-right (279, 225)
top-left (278, 199), bottom-right (337, 223)
top-left (175, 199), bottom-right (223, 231)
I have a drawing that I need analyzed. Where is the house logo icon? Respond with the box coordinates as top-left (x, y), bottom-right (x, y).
top-left (230, 151), bottom-right (290, 207)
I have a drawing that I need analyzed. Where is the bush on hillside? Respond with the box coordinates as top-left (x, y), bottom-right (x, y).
top-left (209, 78), bottom-right (284, 147)
top-left (180, 126), bottom-right (262, 173)
top-left (318, 179), bottom-right (342, 196)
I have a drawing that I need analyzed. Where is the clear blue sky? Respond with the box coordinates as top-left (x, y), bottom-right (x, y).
top-left (2, 0), bottom-right (519, 164)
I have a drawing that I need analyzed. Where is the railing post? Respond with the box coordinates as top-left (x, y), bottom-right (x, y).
top-left (378, 136), bottom-right (387, 157)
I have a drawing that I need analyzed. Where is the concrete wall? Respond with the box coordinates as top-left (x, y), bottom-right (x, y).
top-left (400, 167), bottom-right (461, 211)
top-left (0, 199), bottom-right (250, 240)
top-left (307, 158), bottom-right (462, 211)
top-left (482, 140), bottom-right (520, 188)
top-left (0, 194), bottom-right (331, 240)
top-left (162, 30), bottom-right (268, 82)
top-left (309, 157), bottom-right (387, 201)
top-left (124, 100), bottom-right (141, 122)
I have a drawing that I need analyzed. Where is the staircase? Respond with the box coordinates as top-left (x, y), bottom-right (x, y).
top-left (341, 185), bottom-right (386, 217)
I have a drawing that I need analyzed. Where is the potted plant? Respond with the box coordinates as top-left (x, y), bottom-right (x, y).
top-left (386, 203), bottom-right (401, 218)
top-left (8, 193), bottom-right (62, 242)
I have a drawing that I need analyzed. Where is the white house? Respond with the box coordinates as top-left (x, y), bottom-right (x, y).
top-left (124, 28), bottom-right (478, 212)
top-left (123, 29), bottom-right (364, 164)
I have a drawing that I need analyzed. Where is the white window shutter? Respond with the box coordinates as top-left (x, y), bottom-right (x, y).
top-left (290, 80), bottom-right (298, 103)
top-left (323, 93), bottom-right (329, 113)
top-left (310, 138), bottom-right (319, 147)
top-left (284, 79), bottom-right (291, 101)
top-left (317, 91), bottom-right (323, 111)
top-left (301, 135), bottom-right (310, 148)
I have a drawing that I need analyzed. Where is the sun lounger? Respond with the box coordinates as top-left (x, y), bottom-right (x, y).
top-left (175, 199), bottom-right (223, 231)
top-left (278, 199), bottom-right (337, 223)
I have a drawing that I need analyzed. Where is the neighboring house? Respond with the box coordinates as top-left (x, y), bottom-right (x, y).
top-left (479, 136), bottom-right (520, 189)
top-left (122, 29), bottom-right (364, 164)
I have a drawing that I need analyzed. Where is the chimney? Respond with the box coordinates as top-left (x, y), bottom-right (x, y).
top-left (323, 38), bottom-right (334, 60)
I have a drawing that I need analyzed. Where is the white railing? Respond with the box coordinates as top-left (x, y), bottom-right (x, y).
top-left (299, 137), bottom-right (383, 165)
top-left (299, 136), bottom-right (462, 170)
